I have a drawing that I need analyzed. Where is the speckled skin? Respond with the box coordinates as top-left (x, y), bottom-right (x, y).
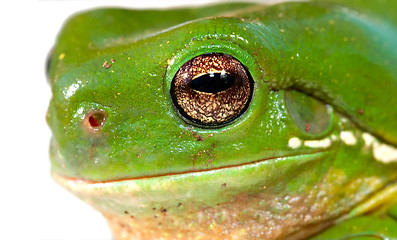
top-left (47, 1), bottom-right (397, 239)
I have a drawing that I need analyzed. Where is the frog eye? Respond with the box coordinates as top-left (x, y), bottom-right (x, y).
top-left (83, 109), bottom-right (107, 133)
top-left (170, 53), bottom-right (254, 127)
top-left (284, 90), bottom-right (332, 135)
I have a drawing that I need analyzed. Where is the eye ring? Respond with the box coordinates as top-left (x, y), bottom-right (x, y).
top-left (171, 53), bottom-right (254, 127)
top-left (83, 109), bottom-right (107, 133)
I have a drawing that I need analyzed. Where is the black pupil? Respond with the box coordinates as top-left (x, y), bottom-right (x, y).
top-left (190, 72), bottom-right (235, 93)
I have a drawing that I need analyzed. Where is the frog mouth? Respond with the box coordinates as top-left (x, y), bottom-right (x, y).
top-left (53, 149), bottom-right (331, 183)
top-left (52, 151), bottom-right (331, 203)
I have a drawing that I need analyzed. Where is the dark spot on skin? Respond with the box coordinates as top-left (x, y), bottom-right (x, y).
top-left (152, 207), bottom-right (156, 211)
top-left (192, 155), bottom-right (196, 169)
top-left (187, 128), bottom-right (204, 141)
top-left (305, 122), bottom-right (311, 132)
top-left (177, 203), bottom-right (182, 207)
top-left (192, 143), bottom-right (216, 169)
top-left (130, 215), bottom-right (134, 219)
top-left (154, 215), bottom-right (158, 219)
top-left (119, 223), bottom-right (126, 229)
top-left (222, 183), bottom-right (227, 188)
top-left (207, 158), bottom-right (214, 168)
top-left (161, 208), bottom-right (167, 216)
top-left (124, 211), bottom-right (129, 214)
top-left (102, 59), bottom-right (114, 69)
top-left (88, 142), bottom-right (98, 160)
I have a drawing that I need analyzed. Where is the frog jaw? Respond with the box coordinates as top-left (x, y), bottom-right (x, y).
top-left (51, 150), bottom-right (348, 240)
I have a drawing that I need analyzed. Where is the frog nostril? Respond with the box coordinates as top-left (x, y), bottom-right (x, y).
top-left (83, 110), bottom-right (107, 132)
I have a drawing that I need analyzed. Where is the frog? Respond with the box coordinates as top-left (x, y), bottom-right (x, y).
top-left (46, 1), bottom-right (397, 239)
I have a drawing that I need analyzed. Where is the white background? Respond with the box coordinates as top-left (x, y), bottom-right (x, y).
top-left (0, 1), bottom-right (280, 239)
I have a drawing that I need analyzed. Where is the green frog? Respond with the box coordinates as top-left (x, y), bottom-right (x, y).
top-left (46, 1), bottom-right (397, 239)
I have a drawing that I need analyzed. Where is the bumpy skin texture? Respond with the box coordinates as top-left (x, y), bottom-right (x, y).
top-left (47, 1), bottom-right (397, 239)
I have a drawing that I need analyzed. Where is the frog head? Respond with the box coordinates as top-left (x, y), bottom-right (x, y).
top-left (47, 2), bottom-right (397, 239)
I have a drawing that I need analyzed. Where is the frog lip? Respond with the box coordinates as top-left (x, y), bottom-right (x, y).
top-left (52, 151), bottom-right (331, 211)
top-left (52, 150), bottom-right (330, 184)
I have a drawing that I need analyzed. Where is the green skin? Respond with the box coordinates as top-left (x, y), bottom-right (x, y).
top-left (47, 1), bottom-right (397, 239)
